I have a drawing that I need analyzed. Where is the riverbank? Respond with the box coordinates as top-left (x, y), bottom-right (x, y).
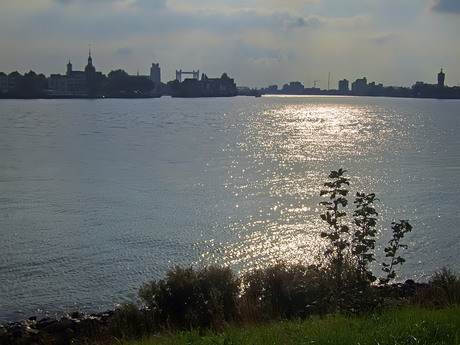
top-left (122, 306), bottom-right (460, 345)
top-left (1, 296), bottom-right (458, 345)
top-left (1, 267), bottom-right (459, 345)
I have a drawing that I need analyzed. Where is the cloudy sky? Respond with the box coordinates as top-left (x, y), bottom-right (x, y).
top-left (0, 0), bottom-right (459, 88)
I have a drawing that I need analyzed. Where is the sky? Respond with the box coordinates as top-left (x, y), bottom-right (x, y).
top-left (0, 0), bottom-right (459, 88)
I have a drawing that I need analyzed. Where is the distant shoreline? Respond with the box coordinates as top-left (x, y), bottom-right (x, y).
top-left (1, 93), bottom-right (460, 100)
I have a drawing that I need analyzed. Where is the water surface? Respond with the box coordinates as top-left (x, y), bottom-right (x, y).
top-left (1, 96), bottom-right (459, 322)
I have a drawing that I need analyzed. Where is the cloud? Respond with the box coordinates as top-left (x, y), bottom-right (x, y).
top-left (283, 15), bottom-right (325, 29)
top-left (54, 0), bottom-right (120, 4)
top-left (429, 0), bottom-right (460, 14)
top-left (253, 0), bottom-right (318, 11)
top-left (131, 0), bottom-right (167, 10)
top-left (369, 32), bottom-right (404, 44)
top-left (53, 0), bottom-right (167, 10)
top-left (233, 39), bottom-right (288, 61)
top-left (115, 47), bottom-right (134, 57)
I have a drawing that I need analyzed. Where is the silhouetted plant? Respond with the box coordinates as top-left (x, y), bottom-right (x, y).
top-left (352, 192), bottom-right (379, 285)
top-left (139, 265), bottom-right (239, 330)
top-left (139, 266), bottom-right (198, 329)
top-left (240, 263), bottom-right (332, 320)
top-left (319, 168), bottom-right (351, 302)
top-left (410, 268), bottom-right (460, 307)
top-left (196, 265), bottom-right (240, 329)
top-left (380, 220), bottom-right (412, 285)
top-left (107, 302), bottom-right (154, 340)
top-left (431, 267), bottom-right (458, 287)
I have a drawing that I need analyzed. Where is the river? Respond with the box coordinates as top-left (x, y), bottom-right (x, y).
top-left (0, 95), bottom-right (459, 322)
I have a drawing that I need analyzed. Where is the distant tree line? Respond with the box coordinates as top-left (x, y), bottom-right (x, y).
top-left (106, 69), bottom-right (155, 97)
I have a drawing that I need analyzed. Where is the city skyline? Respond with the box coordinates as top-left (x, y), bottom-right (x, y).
top-left (0, 0), bottom-right (459, 88)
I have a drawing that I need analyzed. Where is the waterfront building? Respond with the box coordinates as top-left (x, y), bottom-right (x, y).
top-left (282, 81), bottom-right (305, 94)
top-left (351, 77), bottom-right (367, 95)
top-left (48, 48), bottom-right (104, 97)
top-left (7, 71), bottom-right (22, 93)
top-left (150, 63), bottom-right (161, 86)
top-left (338, 79), bottom-right (349, 94)
top-left (171, 72), bottom-right (237, 97)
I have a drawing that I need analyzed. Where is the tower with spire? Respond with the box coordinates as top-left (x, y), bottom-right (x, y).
top-left (85, 44), bottom-right (96, 75)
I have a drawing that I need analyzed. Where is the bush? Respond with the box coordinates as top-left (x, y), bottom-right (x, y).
top-left (414, 267), bottom-right (460, 307)
top-left (139, 265), bottom-right (240, 330)
top-left (240, 263), bottom-right (333, 321)
top-left (107, 302), bottom-right (154, 340)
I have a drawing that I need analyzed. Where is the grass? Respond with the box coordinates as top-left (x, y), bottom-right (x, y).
top-left (116, 306), bottom-right (460, 345)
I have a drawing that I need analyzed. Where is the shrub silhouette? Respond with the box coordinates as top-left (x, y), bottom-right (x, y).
top-left (139, 265), bottom-right (239, 330)
top-left (240, 263), bottom-right (334, 320)
top-left (107, 302), bottom-right (154, 340)
top-left (414, 268), bottom-right (460, 307)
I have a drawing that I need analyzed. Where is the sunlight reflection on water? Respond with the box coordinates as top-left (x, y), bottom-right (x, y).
top-left (193, 96), bottom-right (458, 279)
top-left (194, 100), bottom-right (400, 273)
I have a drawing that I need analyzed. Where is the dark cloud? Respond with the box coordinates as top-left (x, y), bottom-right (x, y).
top-left (429, 0), bottom-right (460, 14)
top-left (284, 15), bottom-right (324, 29)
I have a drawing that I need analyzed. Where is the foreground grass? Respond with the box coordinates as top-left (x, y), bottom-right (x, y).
top-left (119, 306), bottom-right (460, 345)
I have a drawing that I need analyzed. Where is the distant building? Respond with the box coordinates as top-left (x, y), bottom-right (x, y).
top-left (48, 74), bottom-right (69, 96)
top-left (7, 71), bottom-right (22, 93)
top-left (282, 81), bottom-right (305, 94)
top-left (438, 69), bottom-right (445, 88)
top-left (175, 69), bottom-right (199, 83)
top-left (171, 72), bottom-right (237, 97)
top-left (66, 60), bottom-right (87, 95)
top-left (338, 79), bottom-right (349, 94)
top-left (150, 63), bottom-right (161, 86)
top-left (48, 49), bottom-right (104, 97)
top-left (351, 77), bottom-right (367, 95)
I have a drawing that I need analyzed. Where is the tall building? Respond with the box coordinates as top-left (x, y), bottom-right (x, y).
top-left (338, 79), bottom-right (349, 94)
top-left (150, 63), bottom-right (161, 85)
top-left (438, 69), bottom-right (445, 88)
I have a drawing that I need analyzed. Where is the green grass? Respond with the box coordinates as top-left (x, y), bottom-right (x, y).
top-left (117, 306), bottom-right (460, 345)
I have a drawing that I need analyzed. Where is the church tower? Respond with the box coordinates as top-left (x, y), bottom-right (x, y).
top-left (85, 45), bottom-right (96, 75)
top-left (437, 68), bottom-right (445, 88)
top-left (66, 60), bottom-right (73, 76)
